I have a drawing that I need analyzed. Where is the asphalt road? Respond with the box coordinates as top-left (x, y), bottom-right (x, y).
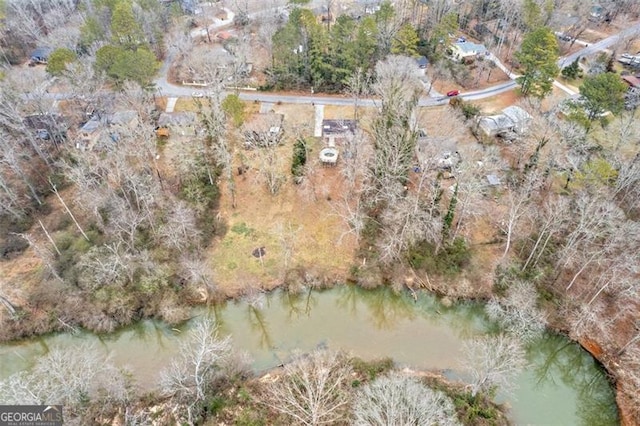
top-left (31, 12), bottom-right (640, 108)
top-left (558, 22), bottom-right (640, 68)
top-left (154, 21), bottom-right (638, 107)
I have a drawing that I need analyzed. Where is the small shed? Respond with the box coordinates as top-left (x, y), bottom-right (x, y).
top-left (29, 47), bottom-right (52, 65)
top-left (416, 56), bottom-right (429, 69)
top-left (622, 75), bottom-right (640, 88)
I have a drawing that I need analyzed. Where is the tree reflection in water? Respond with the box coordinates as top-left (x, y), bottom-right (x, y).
top-left (280, 286), bottom-right (317, 320)
top-left (336, 285), bottom-right (416, 330)
top-left (243, 291), bottom-right (274, 350)
top-left (527, 334), bottom-right (618, 425)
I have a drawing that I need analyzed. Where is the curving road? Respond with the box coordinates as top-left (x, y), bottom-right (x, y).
top-left (32, 21), bottom-right (638, 108)
top-left (558, 23), bottom-right (640, 68)
top-left (153, 17), bottom-right (640, 107)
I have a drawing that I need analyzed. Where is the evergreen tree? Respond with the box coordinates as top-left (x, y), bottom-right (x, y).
top-left (111, 0), bottom-right (144, 48)
top-left (46, 48), bottom-right (76, 76)
top-left (515, 27), bottom-right (559, 98)
top-left (96, 46), bottom-right (158, 86)
top-left (522, 0), bottom-right (543, 31)
top-left (561, 58), bottom-right (581, 79)
top-left (579, 72), bottom-right (628, 120)
top-left (391, 24), bottom-right (419, 57)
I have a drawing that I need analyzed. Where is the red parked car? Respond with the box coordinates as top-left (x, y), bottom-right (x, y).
top-left (446, 89), bottom-right (460, 97)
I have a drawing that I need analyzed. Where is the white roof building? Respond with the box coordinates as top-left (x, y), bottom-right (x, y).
top-left (449, 41), bottom-right (487, 62)
top-left (476, 106), bottom-right (531, 138)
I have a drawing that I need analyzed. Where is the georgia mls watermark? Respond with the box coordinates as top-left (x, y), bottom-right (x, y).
top-left (0, 405), bottom-right (63, 426)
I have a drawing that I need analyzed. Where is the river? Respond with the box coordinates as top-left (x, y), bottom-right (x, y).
top-left (0, 286), bottom-right (619, 425)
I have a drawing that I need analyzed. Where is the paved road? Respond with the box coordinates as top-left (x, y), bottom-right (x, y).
top-left (155, 21), bottom-right (636, 107)
top-left (558, 22), bottom-right (640, 68)
top-left (36, 11), bottom-right (640, 108)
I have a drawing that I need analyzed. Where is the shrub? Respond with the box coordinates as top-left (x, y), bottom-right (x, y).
top-left (351, 357), bottom-right (394, 381)
top-left (450, 97), bottom-right (482, 120)
top-left (453, 390), bottom-right (500, 423)
top-left (407, 238), bottom-right (471, 276)
top-left (561, 58), bottom-right (582, 80)
top-left (221, 94), bottom-right (246, 127)
top-left (291, 138), bottom-right (307, 180)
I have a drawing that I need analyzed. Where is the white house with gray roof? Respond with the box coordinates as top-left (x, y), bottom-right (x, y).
top-left (449, 41), bottom-right (487, 62)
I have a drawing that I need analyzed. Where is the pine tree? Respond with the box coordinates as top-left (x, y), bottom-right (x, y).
top-left (561, 58), bottom-right (581, 79)
top-left (515, 28), bottom-right (559, 98)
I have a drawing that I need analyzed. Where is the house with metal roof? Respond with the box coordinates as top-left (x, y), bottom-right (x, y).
top-left (157, 112), bottom-right (198, 136)
top-left (77, 111), bottom-right (139, 150)
top-left (448, 41), bottom-right (487, 62)
top-left (476, 106), bottom-right (531, 138)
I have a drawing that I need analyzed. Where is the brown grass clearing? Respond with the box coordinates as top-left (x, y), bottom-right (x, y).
top-left (558, 41), bottom-right (588, 58)
top-left (172, 97), bottom-right (206, 112)
top-left (242, 100), bottom-right (261, 116)
top-left (555, 76), bottom-right (581, 94)
top-left (471, 90), bottom-right (520, 113)
top-left (206, 110), bottom-right (358, 296)
top-left (268, 103), bottom-right (315, 126)
top-left (580, 28), bottom-right (609, 44)
top-left (323, 105), bottom-right (356, 120)
top-left (155, 96), bottom-right (168, 112)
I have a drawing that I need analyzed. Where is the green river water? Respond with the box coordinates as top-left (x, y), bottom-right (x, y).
top-left (0, 286), bottom-right (619, 425)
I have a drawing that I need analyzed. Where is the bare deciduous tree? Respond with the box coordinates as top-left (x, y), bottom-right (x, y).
top-left (345, 68), bottom-right (372, 120)
top-left (486, 281), bottom-right (547, 342)
top-left (369, 55), bottom-right (423, 202)
top-left (463, 334), bottom-right (527, 397)
top-left (353, 373), bottom-right (460, 426)
top-left (0, 343), bottom-right (131, 418)
top-left (158, 200), bottom-right (202, 251)
top-left (160, 317), bottom-right (233, 423)
top-left (255, 144), bottom-right (287, 195)
top-left (77, 242), bottom-right (132, 290)
top-left (264, 350), bottom-right (353, 425)
top-left (179, 255), bottom-right (216, 297)
top-left (376, 168), bottom-right (442, 262)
